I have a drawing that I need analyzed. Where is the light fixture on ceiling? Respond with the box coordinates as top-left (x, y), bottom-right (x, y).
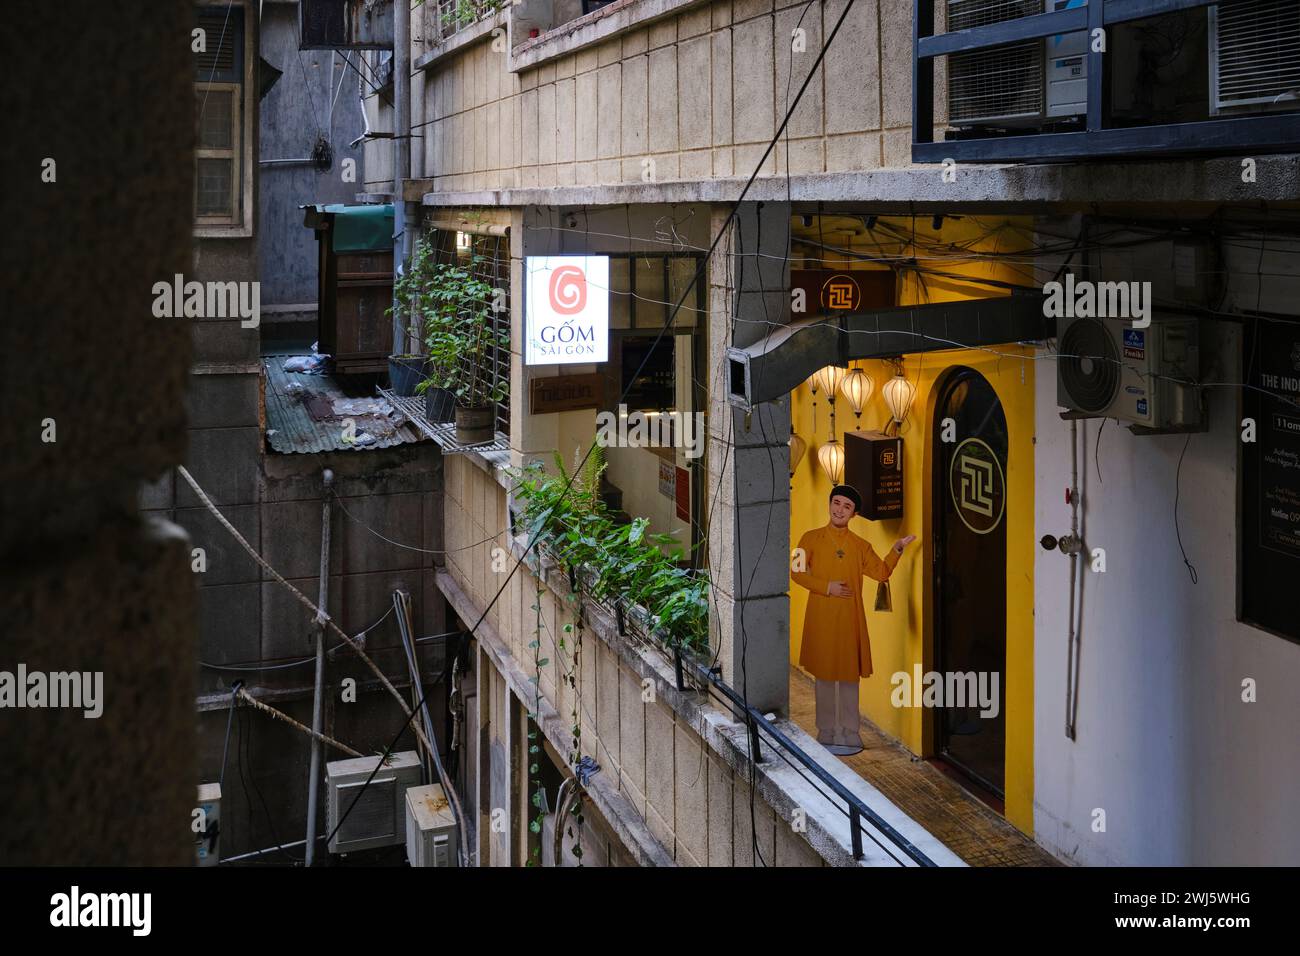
top-left (812, 365), bottom-right (847, 400)
top-left (839, 367), bottom-right (874, 428)
top-left (882, 363), bottom-right (917, 434)
top-left (818, 437), bottom-right (845, 485)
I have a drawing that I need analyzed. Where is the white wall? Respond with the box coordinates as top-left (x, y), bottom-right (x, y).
top-left (1032, 229), bottom-right (1300, 865)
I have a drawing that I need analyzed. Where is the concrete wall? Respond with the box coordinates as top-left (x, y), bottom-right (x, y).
top-left (259, 2), bottom-right (369, 309)
top-left (1032, 227), bottom-right (1300, 866)
top-left (0, 1), bottom-right (196, 865)
top-left (443, 452), bottom-right (829, 865)
top-left (409, 0), bottom-right (940, 193)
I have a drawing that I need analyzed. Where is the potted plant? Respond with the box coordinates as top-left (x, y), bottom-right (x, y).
top-left (419, 252), bottom-right (509, 443)
top-left (387, 241), bottom-right (432, 398)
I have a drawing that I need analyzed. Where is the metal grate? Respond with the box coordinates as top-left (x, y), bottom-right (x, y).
top-left (949, 42), bottom-right (1045, 123)
top-left (380, 387), bottom-right (512, 456)
top-left (195, 6), bottom-right (243, 81)
top-left (405, 227), bottom-right (512, 439)
top-left (1213, 0), bottom-right (1300, 111)
top-left (946, 0), bottom-right (1043, 32)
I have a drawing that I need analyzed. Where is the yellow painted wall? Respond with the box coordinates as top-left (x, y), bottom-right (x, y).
top-left (787, 216), bottom-right (1037, 833)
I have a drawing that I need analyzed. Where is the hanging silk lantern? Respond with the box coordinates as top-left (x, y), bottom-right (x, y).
top-left (817, 437), bottom-right (845, 485)
top-left (812, 365), bottom-right (847, 400)
top-left (788, 433), bottom-right (807, 477)
top-left (882, 370), bottom-right (917, 427)
top-left (839, 367), bottom-right (874, 425)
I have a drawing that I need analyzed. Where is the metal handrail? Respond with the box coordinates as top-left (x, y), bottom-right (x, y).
top-left (675, 648), bottom-right (938, 867)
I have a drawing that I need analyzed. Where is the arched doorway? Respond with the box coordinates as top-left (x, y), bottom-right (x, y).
top-left (932, 367), bottom-right (1008, 799)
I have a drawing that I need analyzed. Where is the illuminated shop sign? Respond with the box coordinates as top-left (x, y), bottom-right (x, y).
top-left (525, 255), bottom-right (610, 366)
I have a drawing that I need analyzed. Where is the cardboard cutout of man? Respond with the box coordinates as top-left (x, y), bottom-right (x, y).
top-left (792, 484), bottom-right (917, 755)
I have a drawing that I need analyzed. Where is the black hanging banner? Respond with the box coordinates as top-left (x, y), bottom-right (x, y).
top-left (1240, 317), bottom-right (1300, 643)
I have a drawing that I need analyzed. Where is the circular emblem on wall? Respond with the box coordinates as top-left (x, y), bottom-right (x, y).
top-left (819, 274), bottom-right (861, 312)
top-left (948, 437), bottom-right (1006, 535)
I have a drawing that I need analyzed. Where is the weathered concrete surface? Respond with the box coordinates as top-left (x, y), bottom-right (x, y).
top-left (419, 157), bottom-right (1300, 210)
top-left (0, 2), bottom-right (197, 864)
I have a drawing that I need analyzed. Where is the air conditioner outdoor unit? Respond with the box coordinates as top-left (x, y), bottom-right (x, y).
top-left (325, 750), bottom-right (423, 855)
top-left (946, 0), bottom-right (1088, 129)
top-left (1057, 311), bottom-right (1204, 431)
top-left (405, 783), bottom-right (458, 867)
top-left (1210, 0), bottom-right (1300, 116)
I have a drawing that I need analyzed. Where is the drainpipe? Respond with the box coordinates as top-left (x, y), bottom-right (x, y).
top-left (1064, 423), bottom-right (1080, 740)
top-left (304, 468), bottom-right (334, 867)
top-left (392, 0), bottom-right (412, 354)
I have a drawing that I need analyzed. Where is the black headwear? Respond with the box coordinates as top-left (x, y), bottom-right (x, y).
top-left (829, 484), bottom-right (862, 514)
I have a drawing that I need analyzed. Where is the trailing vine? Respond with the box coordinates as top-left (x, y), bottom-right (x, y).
top-left (526, 581), bottom-right (547, 866)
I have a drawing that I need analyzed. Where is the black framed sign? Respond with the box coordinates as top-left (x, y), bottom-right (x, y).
top-left (1240, 317), bottom-right (1300, 643)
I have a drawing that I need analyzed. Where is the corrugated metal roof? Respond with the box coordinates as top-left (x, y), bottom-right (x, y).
top-left (263, 355), bottom-right (427, 454)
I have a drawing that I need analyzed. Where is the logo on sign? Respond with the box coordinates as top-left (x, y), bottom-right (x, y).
top-left (820, 275), bottom-right (861, 311)
top-left (1123, 328), bottom-right (1145, 359)
top-left (949, 438), bottom-right (1005, 535)
top-left (549, 265), bottom-right (587, 315)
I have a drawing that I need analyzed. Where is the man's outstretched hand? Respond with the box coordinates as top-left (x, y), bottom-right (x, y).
top-left (892, 534), bottom-right (918, 554)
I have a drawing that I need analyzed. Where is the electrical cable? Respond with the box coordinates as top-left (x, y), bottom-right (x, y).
top-left (1173, 433), bottom-right (1199, 585)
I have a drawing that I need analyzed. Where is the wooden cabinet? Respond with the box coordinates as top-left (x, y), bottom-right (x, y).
top-left (305, 203), bottom-right (394, 375)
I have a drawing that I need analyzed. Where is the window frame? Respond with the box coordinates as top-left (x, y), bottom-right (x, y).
top-left (193, 1), bottom-right (255, 238)
top-left (194, 81), bottom-right (242, 227)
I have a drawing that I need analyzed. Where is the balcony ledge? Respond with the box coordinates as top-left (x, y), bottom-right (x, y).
top-left (418, 155), bottom-right (1300, 211)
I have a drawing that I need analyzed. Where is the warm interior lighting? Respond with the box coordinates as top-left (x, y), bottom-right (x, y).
top-left (788, 433), bottom-right (807, 475)
top-left (839, 367), bottom-right (874, 420)
top-left (882, 370), bottom-right (916, 425)
top-left (817, 437), bottom-right (845, 484)
top-left (812, 365), bottom-right (847, 399)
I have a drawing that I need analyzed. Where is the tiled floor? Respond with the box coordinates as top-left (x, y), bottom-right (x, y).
top-left (789, 669), bottom-right (1060, 867)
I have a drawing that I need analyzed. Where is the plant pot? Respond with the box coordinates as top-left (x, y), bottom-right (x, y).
top-left (423, 387), bottom-right (456, 424)
top-left (387, 356), bottom-right (426, 397)
top-left (454, 404), bottom-right (494, 445)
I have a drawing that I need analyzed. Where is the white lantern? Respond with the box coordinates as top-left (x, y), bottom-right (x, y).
top-left (812, 365), bottom-right (847, 399)
top-left (817, 438), bottom-right (845, 484)
top-left (839, 368), bottom-right (874, 420)
top-left (882, 371), bottom-right (916, 425)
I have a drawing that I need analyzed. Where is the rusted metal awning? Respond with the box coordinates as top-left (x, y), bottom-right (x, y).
top-left (264, 355), bottom-right (425, 454)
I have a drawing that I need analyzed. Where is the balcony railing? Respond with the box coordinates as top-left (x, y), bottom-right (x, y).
top-left (913, 0), bottom-right (1300, 163)
top-left (430, 0), bottom-right (505, 41)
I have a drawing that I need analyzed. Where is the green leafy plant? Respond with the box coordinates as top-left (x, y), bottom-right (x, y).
top-left (390, 236), bottom-right (510, 409)
top-left (507, 451), bottom-right (710, 653)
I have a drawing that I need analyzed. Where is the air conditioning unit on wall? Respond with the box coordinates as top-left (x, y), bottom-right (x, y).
top-left (326, 751), bottom-right (423, 855)
top-left (946, 0), bottom-right (1087, 130)
top-left (1057, 311), bottom-right (1204, 432)
top-left (405, 784), bottom-right (458, 867)
top-left (949, 0), bottom-right (1300, 134)
top-left (1210, 0), bottom-right (1300, 116)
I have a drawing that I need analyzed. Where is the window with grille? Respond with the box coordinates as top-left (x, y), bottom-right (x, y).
top-left (427, 229), bottom-right (513, 439)
top-left (194, 4), bottom-right (247, 229)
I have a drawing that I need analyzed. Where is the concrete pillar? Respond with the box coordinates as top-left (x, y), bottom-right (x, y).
top-left (707, 202), bottom-right (793, 715)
